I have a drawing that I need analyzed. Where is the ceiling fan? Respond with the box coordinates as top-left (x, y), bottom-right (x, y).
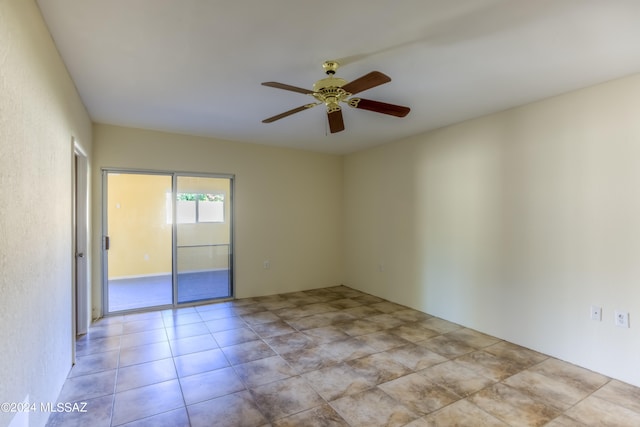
top-left (261, 61), bottom-right (410, 133)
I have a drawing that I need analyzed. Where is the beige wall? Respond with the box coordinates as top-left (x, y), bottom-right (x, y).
top-left (92, 124), bottom-right (344, 315)
top-left (344, 73), bottom-right (640, 387)
top-left (0, 1), bottom-right (93, 426)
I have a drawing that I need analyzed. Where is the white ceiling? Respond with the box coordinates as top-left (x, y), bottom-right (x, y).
top-left (37, 0), bottom-right (640, 154)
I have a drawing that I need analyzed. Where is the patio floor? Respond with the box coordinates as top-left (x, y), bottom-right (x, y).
top-left (108, 270), bottom-right (231, 312)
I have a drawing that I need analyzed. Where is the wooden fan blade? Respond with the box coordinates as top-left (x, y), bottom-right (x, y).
top-left (349, 98), bottom-right (410, 117)
top-left (341, 71), bottom-right (391, 95)
top-left (262, 103), bottom-right (318, 123)
top-left (327, 109), bottom-right (345, 133)
top-left (261, 81), bottom-right (314, 95)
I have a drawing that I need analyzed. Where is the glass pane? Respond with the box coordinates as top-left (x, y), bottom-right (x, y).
top-left (198, 200), bottom-right (224, 222)
top-left (107, 173), bottom-right (173, 312)
top-left (176, 176), bottom-right (232, 303)
top-left (176, 199), bottom-right (196, 223)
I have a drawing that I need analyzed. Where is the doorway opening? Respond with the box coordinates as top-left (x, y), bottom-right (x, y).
top-left (102, 171), bottom-right (233, 314)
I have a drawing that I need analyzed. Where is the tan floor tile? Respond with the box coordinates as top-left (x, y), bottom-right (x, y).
top-left (384, 343), bottom-right (448, 371)
top-left (57, 369), bottom-right (117, 402)
top-left (272, 403), bottom-right (350, 427)
top-left (412, 399), bottom-right (509, 426)
top-left (352, 294), bottom-right (385, 305)
top-left (286, 312), bottom-right (341, 330)
top-left (469, 383), bottom-right (562, 426)
top-left (455, 350), bottom-right (526, 381)
top-left (324, 337), bottom-right (377, 362)
top-left (212, 326), bottom-right (259, 347)
top-left (356, 331), bottom-right (412, 351)
top-left (342, 305), bottom-right (385, 318)
top-left (445, 328), bottom-right (501, 349)
top-left (75, 335), bottom-right (121, 357)
top-left (368, 313), bottom-right (409, 329)
top-left (420, 334), bottom-right (477, 359)
top-left (379, 372), bottom-right (460, 415)
top-left (592, 379), bottom-right (640, 414)
top-left (116, 358), bottom-right (177, 392)
top-left (544, 414), bottom-right (589, 426)
top-left (392, 308), bottom-right (432, 322)
top-left (503, 369), bottom-right (592, 411)
top-left (232, 304), bottom-right (268, 316)
top-left (173, 348), bottom-right (229, 377)
top-left (370, 301), bottom-right (407, 313)
top-left (204, 316), bottom-right (246, 332)
top-left (281, 344), bottom-right (342, 373)
top-left (264, 331), bottom-right (316, 354)
top-left (119, 341), bottom-right (172, 367)
top-left (303, 362), bottom-right (376, 401)
top-left (274, 305), bottom-right (319, 319)
top-left (256, 298), bottom-right (296, 311)
top-left (563, 395), bottom-right (640, 426)
top-left (334, 318), bottom-right (387, 336)
top-left (529, 358), bottom-right (609, 394)
top-left (46, 395), bottom-right (113, 427)
top-left (187, 390), bottom-right (267, 427)
top-left (328, 298), bottom-right (364, 310)
top-left (331, 387), bottom-right (419, 427)
top-left (241, 310), bottom-right (282, 324)
top-left (164, 321), bottom-right (210, 340)
top-left (169, 333), bottom-right (218, 356)
top-left (68, 350), bottom-right (119, 377)
top-left (120, 329), bottom-right (168, 349)
top-left (232, 355), bottom-right (296, 388)
top-left (483, 340), bottom-right (548, 369)
top-left (161, 312), bottom-right (202, 327)
top-left (250, 320), bottom-right (296, 338)
top-left (347, 352), bottom-right (413, 385)
top-left (250, 376), bottom-right (325, 422)
top-left (388, 323), bottom-right (440, 343)
top-left (417, 317), bottom-right (463, 334)
top-left (291, 302), bottom-right (336, 317)
top-left (419, 360), bottom-right (494, 397)
top-left (112, 380), bottom-right (184, 426)
top-left (179, 366), bottom-right (245, 405)
top-left (303, 326), bottom-right (351, 344)
top-left (117, 407), bottom-right (190, 427)
top-left (220, 339), bottom-right (276, 365)
top-left (122, 318), bottom-right (165, 334)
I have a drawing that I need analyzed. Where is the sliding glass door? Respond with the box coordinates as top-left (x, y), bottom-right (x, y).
top-left (175, 175), bottom-right (232, 304)
top-left (103, 171), bottom-right (233, 314)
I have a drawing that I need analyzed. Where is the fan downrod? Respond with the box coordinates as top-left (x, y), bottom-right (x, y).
top-left (322, 60), bottom-right (340, 75)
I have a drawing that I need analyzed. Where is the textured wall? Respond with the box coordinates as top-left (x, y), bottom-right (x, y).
top-left (344, 73), bottom-right (640, 387)
top-left (0, 1), bottom-right (92, 426)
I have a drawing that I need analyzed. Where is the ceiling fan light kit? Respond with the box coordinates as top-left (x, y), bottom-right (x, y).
top-left (262, 61), bottom-right (410, 134)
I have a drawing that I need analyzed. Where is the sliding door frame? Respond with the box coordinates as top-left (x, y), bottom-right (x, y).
top-left (101, 168), bottom-right (235, 315)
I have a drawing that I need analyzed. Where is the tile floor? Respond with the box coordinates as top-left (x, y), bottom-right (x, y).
top-left (46, 286), bottom-right (640, 426)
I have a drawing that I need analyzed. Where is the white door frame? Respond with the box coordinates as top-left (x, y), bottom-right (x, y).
top-left (73, 140), bottom-right (89, 344)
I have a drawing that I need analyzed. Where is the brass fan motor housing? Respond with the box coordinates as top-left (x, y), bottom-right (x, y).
top-left (312, 62), bottom-right (351, 112)
top-left (313, 77), bottom-right (351, 113)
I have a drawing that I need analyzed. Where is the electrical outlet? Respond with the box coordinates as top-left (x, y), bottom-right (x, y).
top-left (614, 310), bottom-right (630, 328)
top-left (590, 306), bottom-right (602, 321)
top-left (263, 260), bottom-right (270, 270)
